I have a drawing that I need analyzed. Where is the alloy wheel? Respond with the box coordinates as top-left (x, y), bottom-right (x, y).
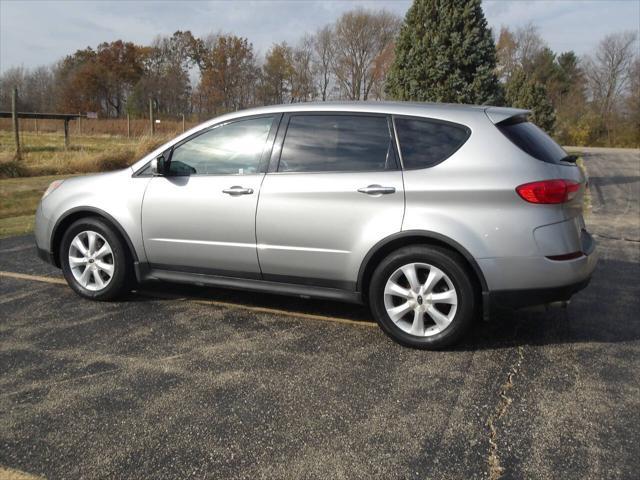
top-left (68, 230), bottom-right (115, 291)
top-left (383, 262), bottom-right (458, 337)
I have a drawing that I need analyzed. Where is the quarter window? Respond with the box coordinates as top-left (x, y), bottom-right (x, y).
top-left (497, 119), bottom-right (568, 164)
top-left (168, 116), bottom-right (274, 176)
top-left (278, 115), bottom-right (394, 173)
top-left (394, 118), bottom-right (470, 169)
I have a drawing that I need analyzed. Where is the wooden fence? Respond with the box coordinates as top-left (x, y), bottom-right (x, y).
top-left (0, 116), bottom-right (199, 137)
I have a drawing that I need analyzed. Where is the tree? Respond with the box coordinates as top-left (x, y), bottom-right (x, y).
top-left (514, 23), bottom-right (545, 74)
top-left (0, 67), bottom-right (27, 111)
top-left (55, 41), bottom-right (146, 117)
top-left (260, 42), bottom-right (294, 105)
top-left (129, 31), bottom-right (195, 117)
top-left (290, 36), bottom-right (315, 102)
top-left (95, 41), bottom-right (147, 117)
top-left (583, 31), bottom-right (638, 144)
top-left (505, 68), bottom-right (556, 133)
top-left (331, 8), bottom-right (401, 100)
top-left (625, 58), bottom-right (640, 146)
top-left (369, 41), bottom-right (396, 100)
top-left (194, 34), bottom-right (259, 116)
top-left (312, 26), bottom-right (334, 101)
top-left (496, 27), bottom-right (518, 82)
top-left (553, 51), bottom-right (589, 145)
top-left (386, 0), bottom-right (502, 105)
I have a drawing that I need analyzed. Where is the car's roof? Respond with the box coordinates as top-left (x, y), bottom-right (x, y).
top-left (203, 101), bottom-right (528, 126)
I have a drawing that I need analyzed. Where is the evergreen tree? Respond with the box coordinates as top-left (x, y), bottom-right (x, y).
top-left (385, 0), bottom-right (502, 105)
top-left (505, 69), bottom-right (556, 133)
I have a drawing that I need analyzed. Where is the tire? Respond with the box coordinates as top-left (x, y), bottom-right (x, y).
top-left (60, 217), bottom-right (132, 301)
top-left (369, 245), bottom-right (475, 349)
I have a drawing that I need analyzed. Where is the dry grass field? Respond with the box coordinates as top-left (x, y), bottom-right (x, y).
top-left (0, 131), bottom-right (170, 177)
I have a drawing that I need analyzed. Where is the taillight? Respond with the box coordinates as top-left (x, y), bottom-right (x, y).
top-left (516, 179), bottom-right (580, 204)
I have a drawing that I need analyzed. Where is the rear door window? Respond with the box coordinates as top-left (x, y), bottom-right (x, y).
top-left (497, 119), bottom-right (568, 164)
top-left (394, 117), bottom-right (470, 169)
top-left (278, 115), bottom-right (395, 173)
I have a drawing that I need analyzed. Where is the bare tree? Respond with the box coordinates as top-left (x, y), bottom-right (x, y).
top-left (313, 26), bottom-right (333, 101)
top-left (627, 58), bottom-right (640, 138)
top-left (0, 67), bottom-right (27, 110)
top-left (515, 23), bottom-right (545, 74)
top-left (290, 35), bottom-right (315, 102)
top-left (330, 9), bottom-right (401, 100)
top-left (583, 31), bottom-right (638, 143)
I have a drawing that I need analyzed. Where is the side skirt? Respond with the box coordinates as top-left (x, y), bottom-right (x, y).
top-left (134, 263), bottom-right (363, 304)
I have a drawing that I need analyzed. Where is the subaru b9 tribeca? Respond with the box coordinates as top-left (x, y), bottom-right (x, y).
top-left (34, 102), bottom-right (597, 349)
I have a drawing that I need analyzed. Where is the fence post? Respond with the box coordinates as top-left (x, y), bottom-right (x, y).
top-left (63, 119), bottom-right (70, 149)
top-left (182, 113), bottom-right (185, 133)
top-left (149, 99), bottom-right (155, 136)
top-left (78, 112), bottom-right (82, 135)
top-left (35, 117), bottom-right (39, 135)
top-left (12, 87), bottom-right (21, 160)
top-left (127, 113), bottom-right (131, 138)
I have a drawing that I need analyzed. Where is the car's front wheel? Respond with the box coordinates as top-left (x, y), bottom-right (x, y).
top-left (369, 245), bottom-right (475, 349)
top-left (60, 217), bottom-right (132, 300)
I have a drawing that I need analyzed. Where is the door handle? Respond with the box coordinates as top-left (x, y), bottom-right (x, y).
top-left (357, 185), bottom-right (396, 195)
top-left (223, 186), bottom-right (254, 195)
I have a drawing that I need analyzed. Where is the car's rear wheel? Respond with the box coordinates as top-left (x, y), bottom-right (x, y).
top-left (60, 217), bottom-right (132, 300)
top-left (369, 245), bottom-right (475, 349)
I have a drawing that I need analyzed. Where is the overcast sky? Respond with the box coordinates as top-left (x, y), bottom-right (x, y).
top-left (1, 0), bottom-right (638, 73)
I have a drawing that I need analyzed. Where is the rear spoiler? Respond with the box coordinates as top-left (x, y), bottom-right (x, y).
top-left (484, 106), bottom-right (530, 124)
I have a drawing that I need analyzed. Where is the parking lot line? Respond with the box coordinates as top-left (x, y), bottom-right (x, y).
top-left (0, 270), bottom-right (377, 329)
top-left (0, 466), bottom-right (44, 480)
top-left (191, 298), bottom-right (377, 327)
top-left (0, 270), bottom-right (66, 285)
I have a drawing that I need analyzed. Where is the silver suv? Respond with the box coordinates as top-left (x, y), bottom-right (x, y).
top-left (34, 102), bottom-right (597, 348)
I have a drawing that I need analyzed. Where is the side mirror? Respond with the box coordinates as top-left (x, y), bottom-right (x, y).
top-left (150, 155), bottom-right (167, 175)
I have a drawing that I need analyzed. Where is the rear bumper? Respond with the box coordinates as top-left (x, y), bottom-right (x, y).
top-left (481, 230), bottom-right (597, 310)
top-left (479, 236), bottom-right (597, 291)
top-left (488, 276), bottom-right (592, 309)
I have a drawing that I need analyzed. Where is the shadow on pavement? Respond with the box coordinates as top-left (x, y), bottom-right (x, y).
top-left (124, 257), bottom-right (640, 351)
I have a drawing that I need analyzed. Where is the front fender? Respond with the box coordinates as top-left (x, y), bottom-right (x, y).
top-left (40, 169), bottom-right (149, 264)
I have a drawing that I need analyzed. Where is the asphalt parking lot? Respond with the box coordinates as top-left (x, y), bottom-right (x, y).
top-left (1, 147), bottom-right (638, 479)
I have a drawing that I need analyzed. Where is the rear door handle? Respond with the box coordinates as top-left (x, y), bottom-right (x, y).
top-left (223, 186), bottom-right (254, 195)
top-left (357, 185), bottom-right (396, 195)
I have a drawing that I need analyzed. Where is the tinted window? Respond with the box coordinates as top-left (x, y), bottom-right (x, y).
top-left (497, 120), bottom-right (568, 164)
top-left (394, 118), bottom-right (470, 169)
top-left (278, 115), bottom-right (394, 172)
top-left (168, 116), bottom-right (273, 175)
